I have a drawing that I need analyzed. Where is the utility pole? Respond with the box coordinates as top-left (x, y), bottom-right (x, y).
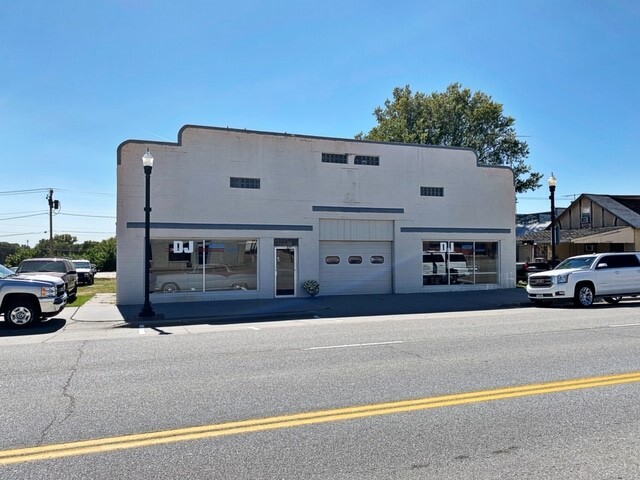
top-left (47, 190), bottom-right (59, 256)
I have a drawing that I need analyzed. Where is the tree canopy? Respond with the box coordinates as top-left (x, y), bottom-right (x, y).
top-left (357, 84), bottom-right (542, 193)
top-left (4, 235), bottom-right (116, 271)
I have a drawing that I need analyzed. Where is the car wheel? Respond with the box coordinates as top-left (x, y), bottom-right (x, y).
top-left (162, 283), bottom-right (179, 293)
top-left (604, 296), bottom-right (622, 304)
top-left (574, 283), bottom-right (595, 307)
top-left (68, 287), bottom-right (78, 301)
top-left (3, 300), bottom-right (40, 328)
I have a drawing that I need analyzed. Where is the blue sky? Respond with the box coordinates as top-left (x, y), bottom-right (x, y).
top-left (1, 1), bottom-right (639, 247)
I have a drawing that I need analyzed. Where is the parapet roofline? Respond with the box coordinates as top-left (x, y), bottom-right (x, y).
top-left (118, 124), bottom-right (512, 176)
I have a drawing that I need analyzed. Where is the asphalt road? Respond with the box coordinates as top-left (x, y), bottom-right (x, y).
top-left (1, 303), bottom-right (639, 479)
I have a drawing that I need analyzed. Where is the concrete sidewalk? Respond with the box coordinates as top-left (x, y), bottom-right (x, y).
top-left (72, 288), bottom-right (530, 327)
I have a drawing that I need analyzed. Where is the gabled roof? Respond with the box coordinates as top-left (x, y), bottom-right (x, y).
top-left (517, 193), bottom-right (640, 243)
top-left (520, 226), bottom-right (630, 244)
top-left (583, 194), bottom-right (640, 228)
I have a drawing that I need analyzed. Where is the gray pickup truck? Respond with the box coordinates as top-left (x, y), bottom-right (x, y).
top-left (0, 264), bottom-right (68, 327)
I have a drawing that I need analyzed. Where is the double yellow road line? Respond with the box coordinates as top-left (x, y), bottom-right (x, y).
top-left (2, 371), bottom-right (640, 465)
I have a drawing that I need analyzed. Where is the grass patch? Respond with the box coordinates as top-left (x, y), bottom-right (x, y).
top-left (67, 278), bottom-right (117, 307)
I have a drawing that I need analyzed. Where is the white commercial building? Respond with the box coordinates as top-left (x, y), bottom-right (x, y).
top-left (116, 125), bottom-right (516, 306)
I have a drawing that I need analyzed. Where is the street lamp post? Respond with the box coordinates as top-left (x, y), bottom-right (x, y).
top-left (139, 148), bottom-right (156, 318)
top-left (548, 173), bottom-right (557, 268)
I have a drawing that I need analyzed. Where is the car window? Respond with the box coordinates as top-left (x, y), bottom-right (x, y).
top-left (51, 262), bottom-right (66, 273)
top-left (0, 264), bottom-right (15, 277)
top-left (18, 260), bottom-right (68, 273)
top-left (599, 255), bottom-right (640, 269)
top-left (555, 257), bottom-right (596, 270)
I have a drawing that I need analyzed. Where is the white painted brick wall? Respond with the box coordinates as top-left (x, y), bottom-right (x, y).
top-left (116, 126), bottom-right (515, 305)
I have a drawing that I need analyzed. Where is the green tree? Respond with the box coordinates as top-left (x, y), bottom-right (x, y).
top-left (357, 84), bottom-right (542, 193)
top-left (5, 246), bottom-right (34, 267)
top-left (32, 234), bottom-right (78, 257)
top-left (85, 237), bottom-right (116, 272)
top-left (0, 241), bottom-right (21, 264)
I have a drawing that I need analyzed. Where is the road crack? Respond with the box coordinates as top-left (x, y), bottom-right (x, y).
top-left (39, 341), bottom-right (86, 445)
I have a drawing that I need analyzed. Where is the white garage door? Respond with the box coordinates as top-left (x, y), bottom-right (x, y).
top-left (319, 241), bottom-right (392, 295)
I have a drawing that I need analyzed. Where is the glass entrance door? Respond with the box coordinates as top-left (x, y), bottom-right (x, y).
top-left (275, 247), bottom-right (296, 296)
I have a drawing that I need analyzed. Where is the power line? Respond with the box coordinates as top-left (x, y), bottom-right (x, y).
top-left (0, 210), bottom-right (46, 216)
top-left (58, 213), bottom-right (116, 219)
top-left (0, 231), bottom-right (47, 238)
top-left (54, 189), bottom-right (115, 197)
top-left (0, 212), bottom-right (115, 220)
top-left (0, 188), bottom-right (115, 197)
top-left (0, 188), bottom-right (51, 196)
top-left (0, 213), bottom-right (48, 221)
top-left (58, 230), bottom-right (115, 234)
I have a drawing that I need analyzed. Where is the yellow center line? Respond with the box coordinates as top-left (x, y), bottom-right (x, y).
top-left (2, 371), bottom-right (639, 465)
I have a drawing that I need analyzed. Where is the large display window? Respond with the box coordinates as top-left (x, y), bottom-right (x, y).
top-left (150, 239), bottom-right (258, 293)
top-left (422, 241), bottom-right (498, 286)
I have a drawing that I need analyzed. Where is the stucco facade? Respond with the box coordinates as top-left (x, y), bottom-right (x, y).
top-left (116, 125), bottom-right (516, 306)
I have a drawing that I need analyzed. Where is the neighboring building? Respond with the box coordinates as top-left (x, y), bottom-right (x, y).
top-left (519, 194), bottom-right (640, 261)
top-left (116, 125), bottom-right (516, 305)
top-left (516, 210), bottom-right (564, 262)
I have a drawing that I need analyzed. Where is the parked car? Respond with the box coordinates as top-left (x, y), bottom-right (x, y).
top-left (15, 258), bottom-right (78, 300)
top-left (516, 260), bottom-right (550, 283)
top-left (423, 252), bottom-right (470, 284)
top-left (1, 263), bottom-right (67, 327)
top-left (73, 259), bottom-right (95, 285)
top-left (526, 252), bottom-right (640, 307)
top-left (153, 264), bottom-right (257, 293)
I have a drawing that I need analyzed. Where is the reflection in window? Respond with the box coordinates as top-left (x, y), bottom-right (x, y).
top-left (370, 256), bottom-right (385, 264)
top-left (348, 256), bottom-right (363, 264)
top-left (354, 155), bottom-right (380, 166)
top-left (421, 241), bottom-right (499, 287)
top-left (325, 256), bottom-right (340, 264)
top-left (150, 239), bottom-right (258, 294)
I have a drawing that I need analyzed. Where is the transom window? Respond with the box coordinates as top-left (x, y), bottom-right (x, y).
top-left (354, 155), bottom-right (380, 166)
top-left (420, 186), bottom-right (444, 197)
top-left (322, 153), bottom-right (348, 164)
top-left (230, 177), bottom-right (261, 189)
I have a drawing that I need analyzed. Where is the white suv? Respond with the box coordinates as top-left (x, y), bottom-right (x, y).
top-left (526, 252), bottom-right (640, 307)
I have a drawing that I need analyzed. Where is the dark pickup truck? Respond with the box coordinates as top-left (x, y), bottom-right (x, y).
top-left (516, 260), bottom-right (550, 283)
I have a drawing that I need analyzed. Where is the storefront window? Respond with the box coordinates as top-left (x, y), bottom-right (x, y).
top-left (422, 241), bottom-right (498, 286)
top-left (150, 239), bottom-right (258, 293)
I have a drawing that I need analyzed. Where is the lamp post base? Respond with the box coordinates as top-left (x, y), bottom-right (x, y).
top-left (138, 303), bottom-right (156, 318)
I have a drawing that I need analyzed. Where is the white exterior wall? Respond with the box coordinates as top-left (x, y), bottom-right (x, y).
top-left (116, 125), bottom-right (516, 305)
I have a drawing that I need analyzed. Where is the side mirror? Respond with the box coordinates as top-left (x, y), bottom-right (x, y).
top-left (596, 263), bottom-right (608, 269)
